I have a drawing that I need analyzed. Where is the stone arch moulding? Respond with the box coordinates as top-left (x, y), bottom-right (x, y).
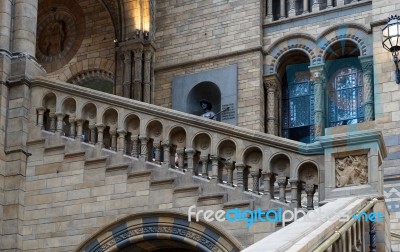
top-left (172, 65), bottom-right (238, 125)
top-left (59, 59), bottom-right (115, 82)
top-left (75, 211), bottom-right (242, 252)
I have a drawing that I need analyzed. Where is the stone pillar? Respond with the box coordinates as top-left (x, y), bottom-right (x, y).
top-left (360, 56), bottom-right (374, 122)
top-left (336, 0), bottom-right (344, 6)
top-left (89, 125), bottom-right (96, 144)
top-left (185, 148), bottom-right (195, 174)
top-left (110, 130), bottom-right (117, 151)
top-left (251, 170), bottom-right (260, 193)
top-left (277, 176), bottom-right (288, 202)
top-left (139, 136), bottom-right (149, 160)
top-left (327, 0), bottom-right (333, 8)
top-left (200, 155), bottom-right (209, 178)
top-left (266, 0), bottom-right (273, 21)
top-left (133, 47), bottom-right (143, 101)
top-left (288, 0), bottom-right (296, 17)
top-left (131, 135), bottom-right (139, 157)
top-left (235, 162), bottom-right (245, 190)
top-left (161, 141), bottom-right (170, 166)
top-left (310, 65), bottom-right (326, 139)
top-left (289, 179), bottom-right (299, 204)
top-left (49, 113), bottom-right (56, 132)
top-left (69, 119), bottom-right (76, 138)
top-left (243, 168), bottom-right (250, 191)
top-left (176, 148), bottom-right (185, 170)
top-left (264, 75), bottom-right (278, 135)
top-left (210, 155), bottom-right (219, 182)
top-left (303, 0), bottom-right (309, 14)
top-left (279, 0), bottom-right (286, 19)
top-left (143, 49), bottom-right (152, 103)
top-left (76, 119), bottom-right (84, 140)
top-left (36, 107), bottom-right (46, 129)
top-left (305, 184), bottom-right (316, 210)
top-left (12, 0), bottom-right (38, 56)
top-left (122, 50), bottom-right (132, 98)
top-left (263, 172), bottom-right (271, 196)
top-left (117, 129), bottom-right (126, 153)
top-left (96, 124), bottom-right (105, 147)
top-left (0, 0), bottom-right (12, 50)
top-left (55, 113), bottom-right (64, 134)
top-left (153, 141), bottom-right (161, 163)
top-left (311, 0), bottom-right (320, 12)
top-left (226, 162), bottom-right (235, 186)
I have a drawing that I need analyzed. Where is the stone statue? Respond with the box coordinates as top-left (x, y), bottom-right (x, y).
top-left (200, 99), bottom-right (216, 120)
top-left (335, 155), bottom-right (368, 188)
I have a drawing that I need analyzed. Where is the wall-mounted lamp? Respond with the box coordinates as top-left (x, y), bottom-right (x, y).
top-left (143, 31), bottom-right (149, 40)
top-left (113, 39), bottom-right (119, 47)
top-left (382, 15), bottom-right (400, 84)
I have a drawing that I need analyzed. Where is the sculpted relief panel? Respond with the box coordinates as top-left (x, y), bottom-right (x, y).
top-left (335, 155), bottom-right (368, 188)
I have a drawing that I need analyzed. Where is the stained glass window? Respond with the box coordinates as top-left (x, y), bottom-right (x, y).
top-left (328, 67), bottom-right (364, 127)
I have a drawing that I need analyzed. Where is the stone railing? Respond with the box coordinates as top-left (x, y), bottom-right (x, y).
top-left (266, 0), bottom-right (369, 22)
top-left (29, 77), bottom-right (386, 210)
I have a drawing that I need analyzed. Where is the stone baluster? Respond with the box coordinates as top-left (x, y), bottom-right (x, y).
top-left (117, 129), bottom-right (126, 153)
top-left (264, 75), bottom-right (278, 135)
top-left (130, 135), bottom-right (139, 157)
top-left (327, 0), bottom-right (333, 8)
top-left (210, 155), bottom-right (219, 182)
top-left (185, 148), bottom-right (195, 174)
top-left (139, 136), bottom-right (149, 161)
top-left (360, 56), bottom-right (374, 122)
top-left (55, 113), bottom-right (64, 134)
top-left (311, 0), bottom-right (320, 12)
top-left (288, 0), bottom-right (296, 17)
top-left (133, 47), bottom-right (143, 101)
top-left (143, 49), bottom-right (152, 103)
top-left (251, 170), bottom-right (260, 193)
top-left (123, 50), bottom-right (132, 98)
top-left (262, 172), bottom-right (271, 196)
top-left (153, 141), bottom-right (161, 163)
top-left (303, 0), bottom-right (309, 14)
top-left (304, 183), bottom-right (317, 210)
top-left (277, 176), bottom-right (288, 202)
top-left (96, 124), bottom-right (105, 147)
top-left (266, 0), bottom-right (273, 21)
top-left (110, 130), bottom-right (117, 151)
top-left (161, 141), bottom-right (170, 166)
top-left (200, 155), bottom-right (209, 178)
top-left (226, 162), bottom-right (235, 186)
top-left (49, 112), bottom-right (56, 132)
top-left (69, 119), bottom-right (76, 138)
top-left (176, 148), bottom-right (185, 170)
top-left (235, 162), bottom-right (245, 190)
top-left (243, 168), bottom-right (250, 191)
top-left (289, 179), bottom-right (299, 205)
top-left (89, 125), bottom-right (96, 144)
top-left (36, 107), bottom-right (46, 129)
top-left (75, 119), bottom-right (84, 140)
top-left (279, 0), bottom-right (286, 19)
top-left (310, 65), bottom-right (326, 139)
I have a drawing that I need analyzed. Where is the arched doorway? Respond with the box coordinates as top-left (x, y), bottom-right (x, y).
top-left (76, 212), bottom-right (241, 252)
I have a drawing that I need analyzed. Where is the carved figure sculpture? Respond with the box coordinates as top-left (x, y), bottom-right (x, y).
top-left (336, 155), bottom-right (368, 187)
top-left (200, 99), bottom-right (216, 120)
top-left (39, 20), bottom-right (67, 56)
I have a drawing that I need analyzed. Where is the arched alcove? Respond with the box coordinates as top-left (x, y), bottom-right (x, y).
top-left (187, 81), bottom-right (222, 121)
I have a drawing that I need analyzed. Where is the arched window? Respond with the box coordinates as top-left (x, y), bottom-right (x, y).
top-left (68, 70), bottom-right (114, 94)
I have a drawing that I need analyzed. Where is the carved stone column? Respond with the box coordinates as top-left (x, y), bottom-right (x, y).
top-left (251, 170), bottom-right (260, 193)
top-left (139, 136), bottom-right (149, 160)
top-left (69, 119), bottom-right (76, 138)
top-left (96, 124), bottom-right (105, 147)
top-left (49, 112), bottom-right (56, 132)
top-left (279, 0), bottom-right (286, 19)
top-left (131, 135), bottom-right (139, 157)
top-left (303, 0), bottom-right (309, 14)
top-left (226, 162), bottom-right (235, 186)
top-left (235, 162), bottom-right (245, 190)
top-left (264, 75), bottom-right (279, 135)
top-left (117, 129), bottom-right (126, 153)
top-left (123, 50), bottom-right (132, 98)
top-left (243, 168), bottom-right (250, 191)
top-left (288, 0), bottom-right (296, 17)
top-left (133, 47), bottom-right (143, 101)
top-left (360, 56), bottom-right (374, 122)
top-left (200, 155), bottom-right (209, 178)
top-left (110, 130), bottom-right (117, 151)
top-left (153, 141), bottom-right (161, 163)
top-left (162, 141), bottom-right (170, 166)
top-left (76, 119), bottom-right (84, 140)
top-left (210, 155), bottom-right (219, 182)
top-left (311, 0), bottom-right (320, 12)
top-left (310, 65), bottom-right (326, 139)
top-left (185, 148), bottom-right (195, 174)
top-left (266, 0), bottom-right (273, 21)
top-left (55, 113), bottom-right (64, 134)
top-left (277, 176), bottom-right (288, 202)
top-left (289, 179), bottom-right (299, 204)
top-left (89, 124), bottom-right (96, 144)
top-left (305, 183), bottom-right (317, 210)
top-left (143, 49), bottom-right (152, 103)
top-left (37, 107), bottom-right (46, 129)
top-left (263, 172), bottom-right (271, 196)
top-left (176, 148), bottom-right (185, 170)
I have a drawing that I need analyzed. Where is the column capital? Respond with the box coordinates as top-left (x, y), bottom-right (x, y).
top-left (309, 64), bottom-right (327, 83)
top-left (89, 124), bottom-right (96, 130)
top-left (263, 74), bottom-right (279, 91)
top-left (131, 135), bottom-right (139, 141)
top-left (289, 178), bottom-right (299, 187)
top-left (161, 140), bottom-right (170, 147)
top-left (75, 118), bottom-right (84, 124)
top-left (304, 183), bottom-right (317, 194)
top-left (123, 50), bottom-right (132, 63)
top-left (250, 170), bottom-right (260, 177)
top-left (139, 136), bottom-right (149, 142)
top-left (117, 129), bottom-right (127, 135)
top-left (133, 47), bottom-right (144, 59)
top-left (55, 112), bottom-right (64, 117)
top-left (96, 123), bottom-right (105, 130)
top-left (235, 162), bottom-right (245, 169)
top-left (185, 148), bottom-right (195, 155)
top-left (277, 176), bottom-right (288, 186)
top-left (36, 107), bottom-right (46, 113)
top-left (144, 49), bottom-right (153, 61)
top-left (176, 148), bottom-right (185, 154)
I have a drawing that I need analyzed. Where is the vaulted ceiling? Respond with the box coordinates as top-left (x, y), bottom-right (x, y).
top-left (99, 0), bottom-right (123, 39)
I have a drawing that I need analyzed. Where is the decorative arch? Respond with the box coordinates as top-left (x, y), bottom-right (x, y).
top-left (191, 132), bottom-right (212, 154)
top-left (168, 126), bottom-right (187, 148)
top-left (75, 211), bottom-right (242, 252)
top-left (146, 119), bottom-right (163, 140)
top-left (297, 161), bottom-right (319, 185)
top-left (269, 153), bottom-right (291, 177)
top-left (58, 58), bottom-right (115, 82)
top-left (102, 108), bottom-right (119, 127)
top-left (242, 146), bottom-right (263, 171)
top-left (217, 139), bottom-right (237, 161)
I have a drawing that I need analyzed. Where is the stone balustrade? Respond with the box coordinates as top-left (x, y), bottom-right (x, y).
top-left (29, 77), bottom-right (386, 210)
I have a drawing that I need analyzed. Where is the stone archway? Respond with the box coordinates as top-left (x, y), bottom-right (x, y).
top-left (75, 211), bottom-right (242, 252)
